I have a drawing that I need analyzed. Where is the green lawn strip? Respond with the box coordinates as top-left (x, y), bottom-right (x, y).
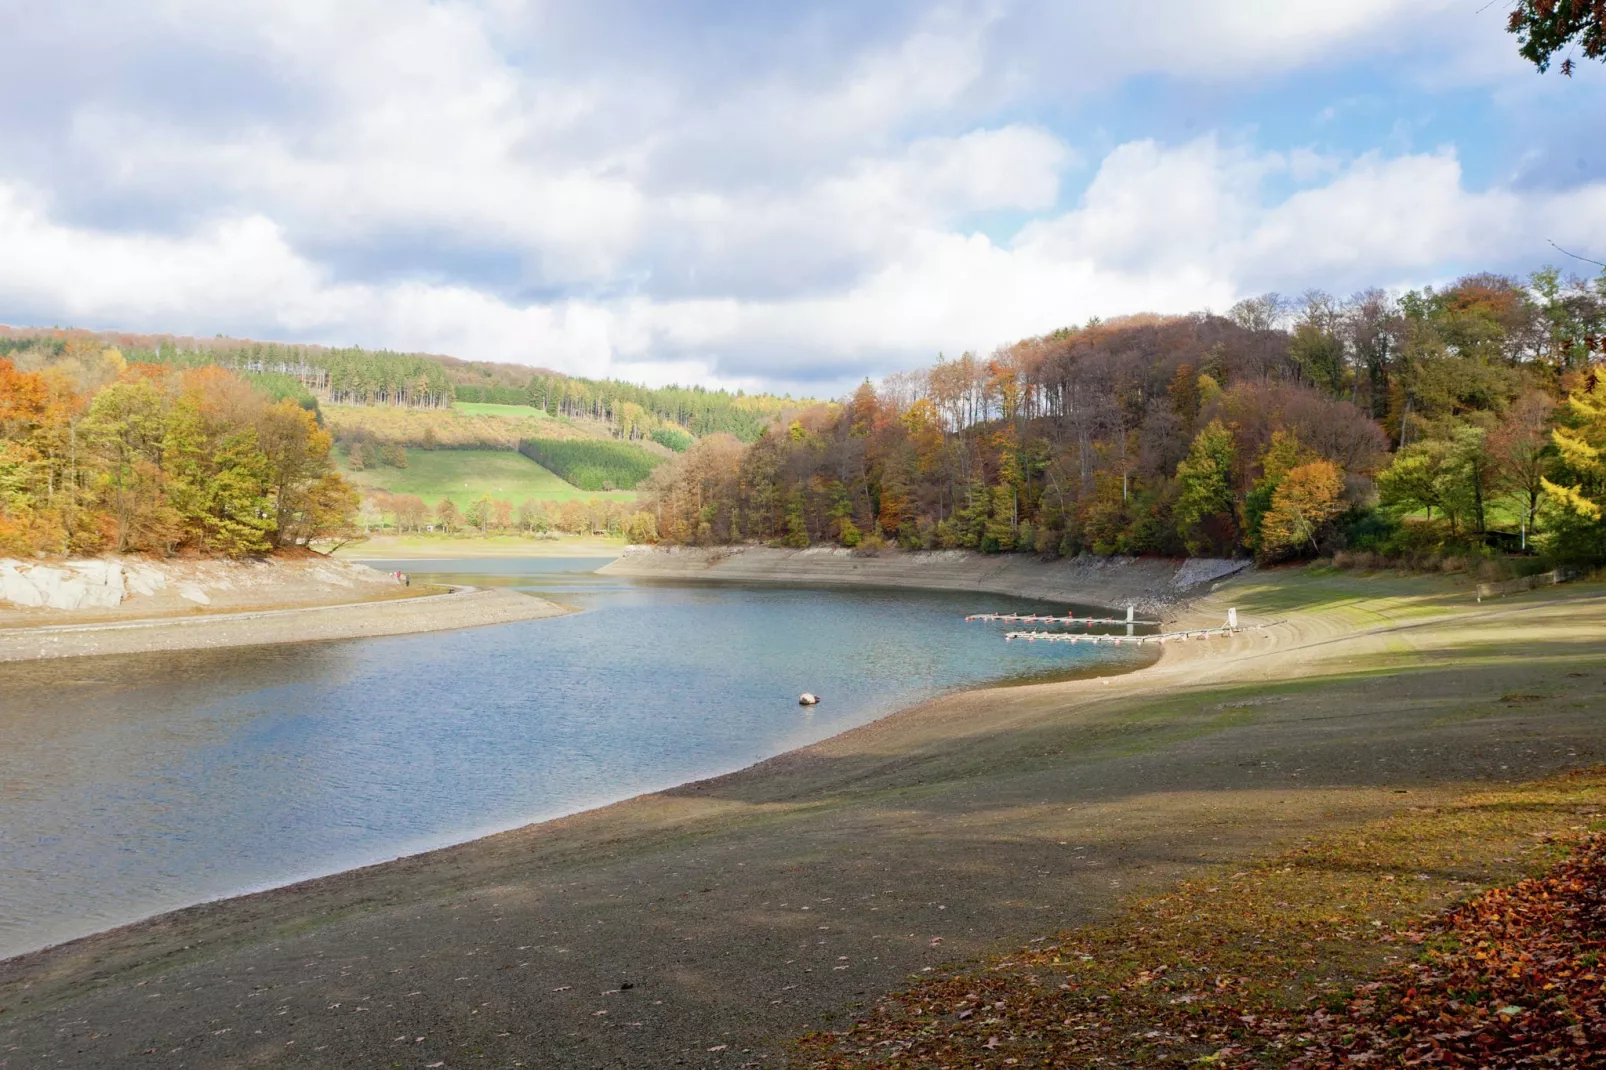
top-left (338, 448), bottom-right (636, 508)
top-left (798, 767), bottom-right (1606, 1068)
top-left (1225, 569), bottom-right (1468, 620)
top-left (452, 402), bottom-right (552, 419)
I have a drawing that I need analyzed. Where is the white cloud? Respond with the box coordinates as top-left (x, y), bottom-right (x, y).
top-left (3, 1), bottom-right (1605, 397)
top-left (6, 130), bottom-right (1606, 395)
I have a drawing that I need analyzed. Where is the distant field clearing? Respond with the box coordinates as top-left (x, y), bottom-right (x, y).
top-left (452, 402), bottom-right (551, 419)
top-left (340, 448), bottom-right (637, 508)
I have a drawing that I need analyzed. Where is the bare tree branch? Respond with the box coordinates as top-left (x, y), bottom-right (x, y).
top-left (1550, 239), bottom-right (1606, 269)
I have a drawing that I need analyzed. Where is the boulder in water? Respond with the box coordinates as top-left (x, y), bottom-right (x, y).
top-left (798, 692), bottom-right (820, 706)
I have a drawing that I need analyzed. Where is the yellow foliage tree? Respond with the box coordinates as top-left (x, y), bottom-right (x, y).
top-left (1259, 460), bottom-right (1346, 557)
top-left (1541, 375), bottom-right (1606, 523)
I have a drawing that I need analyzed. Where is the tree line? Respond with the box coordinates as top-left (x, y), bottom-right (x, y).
top-left (361, 489), bottom-right (651, 541)
top-left (455, 371), bottom-right (802, 442)
top-left (0, 327), bottom-right (806, 449)
top-left (641, 268), bottom-right (1606, 567)
top-left (1, 341), bottom-right (359, 557)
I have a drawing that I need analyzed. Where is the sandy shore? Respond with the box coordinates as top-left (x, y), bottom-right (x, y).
top-left (2, 569), bottom-right (1602, 1068)
top-left (601, 545), bottom-right (1249, 614)
top-left (0, 586), bottom-right (567, 663)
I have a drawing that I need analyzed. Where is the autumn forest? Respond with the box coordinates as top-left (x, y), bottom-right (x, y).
top-left (642, 268), bottom-right (1606, 568)
top-left (0, 341), bottom-right (357, 557)
top-left (6, 267), bottom-right (1606, 568)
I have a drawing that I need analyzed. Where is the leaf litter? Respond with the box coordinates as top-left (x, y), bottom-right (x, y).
top-left (798, 767), bottom-right (1606, 1068)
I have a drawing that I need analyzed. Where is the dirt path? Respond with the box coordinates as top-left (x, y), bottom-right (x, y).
top-left (1, 570), bottom-right (1602, 1069)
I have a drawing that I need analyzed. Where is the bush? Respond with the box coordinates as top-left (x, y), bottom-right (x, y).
top-left (855, 531), bottom-right (887, 554)
top-left (650, 426), bottom-right (694, 452)
top-left (1343, 509), bottom-right (1399, 553)
top-left (624, 511), bottom-right (658, 544)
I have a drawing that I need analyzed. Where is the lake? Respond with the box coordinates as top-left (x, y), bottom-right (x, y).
top-left (0, 558), bottom-right (1149, 958)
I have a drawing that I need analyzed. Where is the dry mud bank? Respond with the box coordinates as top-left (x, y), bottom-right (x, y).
top-left (2, 570), bottom-right (1602, 1068)
top-left (601, 545), bottom-right (1248, 614)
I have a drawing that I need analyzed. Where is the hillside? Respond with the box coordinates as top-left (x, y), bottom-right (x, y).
top-left (337, 448), bottom-right (635, 510)
top-left (641, 271), bottom-right (1606, 574)
top-left (0, 326), bottom-right (811, 447)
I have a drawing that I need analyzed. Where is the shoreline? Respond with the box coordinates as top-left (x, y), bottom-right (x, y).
top-left (0, 601), bottom-right (1162, 964)
top-left (0, 566), bottom-right (1344, 961)
top-left (0, 585), bottom-right (568, 662)
top-left (601, 544), bottom-right (1251, 616)
top-left (336, 532), bottom-right (628, 558)
top-left (3, 571), bottom-right (1601, 1067)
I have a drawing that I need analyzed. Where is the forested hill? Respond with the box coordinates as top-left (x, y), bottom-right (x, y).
top-left (642, 269), bottom-right (1606, 569)
top-left (0, 327), bottom-right (806, 444)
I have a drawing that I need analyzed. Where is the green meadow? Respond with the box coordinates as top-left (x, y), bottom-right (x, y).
top-left (340, 448), bottom-right (637, 509)
top-left (451, 402), bottom-right (552, 419)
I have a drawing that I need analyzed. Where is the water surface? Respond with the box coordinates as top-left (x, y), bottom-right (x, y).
top-left (0, 558), bottom-right (1147, 957)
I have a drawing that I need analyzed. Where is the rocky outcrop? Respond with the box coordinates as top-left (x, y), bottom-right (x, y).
top-left (0, 559), bottom-right (160, 611)
top-left (0, 588), bottom-right (567, 663)
top-left (0, 556), bottom-right (392, 614)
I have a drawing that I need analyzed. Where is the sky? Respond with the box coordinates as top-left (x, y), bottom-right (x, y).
top-left (1, 1), bottom-right (1604, 397)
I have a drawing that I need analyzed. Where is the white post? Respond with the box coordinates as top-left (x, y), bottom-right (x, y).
top-left (1228, 607), bottom-right (1238, 629)
top-left (1126, 605), bottom-right (1134, 623)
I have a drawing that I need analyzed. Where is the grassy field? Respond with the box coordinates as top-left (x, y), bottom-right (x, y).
top-left (339, 448), bottom-right (636, 508)
top-left (452, 402), bottom-right (551, 419)
top-left (324, 403), bottom-right (606, 449)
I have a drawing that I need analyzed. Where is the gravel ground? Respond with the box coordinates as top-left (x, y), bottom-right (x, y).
top-left (0, 571), bottom-right (1602, 1069)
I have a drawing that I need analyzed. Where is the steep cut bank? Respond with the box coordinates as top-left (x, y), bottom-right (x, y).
top-left (600, 545), bottom-right (1249, 614)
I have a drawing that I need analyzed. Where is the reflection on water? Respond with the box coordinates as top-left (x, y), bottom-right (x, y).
top-left (0, 557), bottom-right (1147, 957)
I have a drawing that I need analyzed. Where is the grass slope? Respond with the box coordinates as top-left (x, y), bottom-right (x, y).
top-left (517, 437), bottom-right (663, 491)
top-left (452, 402), bottom-right (551, 419)
top-left (324, 403), bottom-right (607, 450)
top-left (340, 448), bottom-right (635, 508)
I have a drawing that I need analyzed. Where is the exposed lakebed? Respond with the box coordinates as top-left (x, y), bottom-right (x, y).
top-left (0, 557), bottom-right (1149, 958)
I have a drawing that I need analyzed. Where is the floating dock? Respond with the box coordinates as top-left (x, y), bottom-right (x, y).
top-left (1003, 624), bottom-right (1267, 645)
top-left (975, 606), bottom-right (1282, 646)
top-left (964, 612), bottom-right (1161, 626)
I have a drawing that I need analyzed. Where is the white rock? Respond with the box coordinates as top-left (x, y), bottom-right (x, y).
top-left (125, 566), bottom-right (166, 596)
top-left (312, 568), bottom-right (354, 588)
top-left (26, 567), bottom-right (67, 607)
top-left (47, 577), bottom-right (89, 611)
top-left (77, 575), bottom-right (124, 610)
top-left (66, 559), bottom-right (111, 583)
top-left (0, 565), bottom-right (44, 607)
top-left (178, 584), bottom-right (211, 605)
